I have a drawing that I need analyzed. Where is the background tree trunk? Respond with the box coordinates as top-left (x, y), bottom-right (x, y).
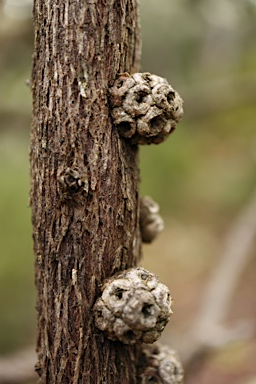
top-left (30, 1), bottom-right (141, 383)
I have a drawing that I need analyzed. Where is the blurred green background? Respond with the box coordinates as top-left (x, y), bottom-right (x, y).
top-left (0, 0), bottom-right (255, 383)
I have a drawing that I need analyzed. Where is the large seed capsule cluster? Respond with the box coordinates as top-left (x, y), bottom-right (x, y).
top-left (94, 267), bottom-right (172, 344)
top-left (109, 72), bottom-right (183, 145)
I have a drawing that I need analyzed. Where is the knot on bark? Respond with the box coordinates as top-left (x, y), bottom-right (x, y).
top-left (137, 344), bottom-right (184, 384)
top-left (58, 167), bottom-right (88, 199)
top-left (94, 267), bottom-right (172, 344)
top-left (140, 196), bottom-right (164, 243)
top-left (109, 72), bottom-right (183, 144)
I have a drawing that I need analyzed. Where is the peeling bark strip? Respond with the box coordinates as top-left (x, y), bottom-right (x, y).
top-left (30, 1), bottom-right (141, 383)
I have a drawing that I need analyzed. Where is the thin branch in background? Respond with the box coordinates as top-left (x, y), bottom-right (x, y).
top-left (181, 193), bottom-right (256, 366)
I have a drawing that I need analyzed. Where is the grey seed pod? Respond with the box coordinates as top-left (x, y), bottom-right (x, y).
top-left (123, 84), bottom-right (151, 117)
top-left (140, 196), bottom-right (164, 243)
top-left (58, 167), bottom-right (88, 198)
top-left (109, 72), bottom-right (183, 145)
top-left (111, 107), bottom-right (136, 138)
top-left (137, 106), bottom-right (167, 138)
top-left (137, 343), bottom-right (184, 384)
top-left (94, 267), bottom-right (172, 344)
top-left (108, 72), bottom-right (135, 107)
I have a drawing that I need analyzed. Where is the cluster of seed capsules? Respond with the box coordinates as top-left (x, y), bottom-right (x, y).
top-left (93, 73), bottom-right (184, 383)
top-left (109, 72), bottom-right (183, 145)
top-left (94, 267), bottom-right (172, 345)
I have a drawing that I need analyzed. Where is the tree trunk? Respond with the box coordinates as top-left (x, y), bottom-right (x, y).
top-left (30, 1), bottom-right (141, 383)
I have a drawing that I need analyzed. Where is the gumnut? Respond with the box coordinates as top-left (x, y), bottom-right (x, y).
top-left (137, 343), bottom-right (184, 384)
top-left (109, 72), bottom-right (183, 144)
top-left (140, 196), bottom-right (164, 243)
top-left (94, 267), bottom-right (172, 344)
top-left (58, 167), bottom-right (88, 198)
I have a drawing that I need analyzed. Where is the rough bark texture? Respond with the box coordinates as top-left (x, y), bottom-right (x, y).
top-left (30, 1), bottom-right (141, 383)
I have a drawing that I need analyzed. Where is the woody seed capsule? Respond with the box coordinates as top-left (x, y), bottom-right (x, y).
top-left (94, 267), bottom-right (172, 344)
top-left (109, 72), bottom-right (183, 145)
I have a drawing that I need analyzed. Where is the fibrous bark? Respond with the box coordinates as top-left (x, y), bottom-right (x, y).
top-left (30, 1), bottom-right (141, 383)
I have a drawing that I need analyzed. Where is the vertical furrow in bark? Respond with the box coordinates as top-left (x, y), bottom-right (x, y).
top-left (31, 0), bottom-right (141, 383)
